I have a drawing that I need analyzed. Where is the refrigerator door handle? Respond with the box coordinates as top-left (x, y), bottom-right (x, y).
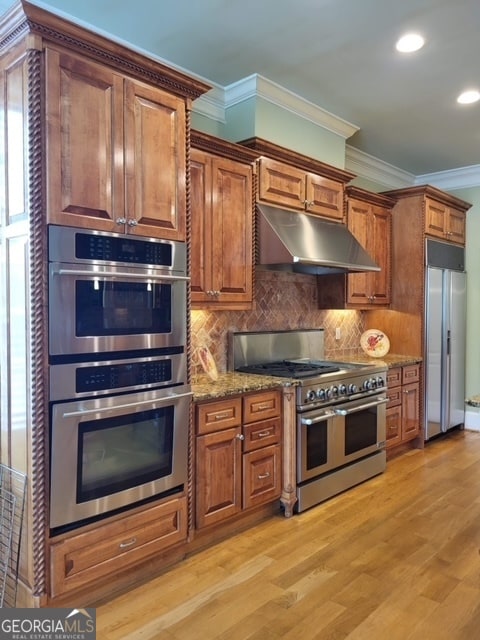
top-left (447, 329), bottom-right (451, 355)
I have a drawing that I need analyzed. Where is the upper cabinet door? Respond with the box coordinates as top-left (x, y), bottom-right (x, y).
top-left (45, 48), bottom-right (124, 232)
top-left (257, 158), bottom-right (306, 210)
top-left (124, 80), bottom-right (186, 240)
top-left (425, 197), bottom-right (466, 245)
top-left (305, 173), bottom-right (344, 221)
top-left (190, 146), bottom-right (254, 309)
top-left (45, 49), bottom-right (186, 240)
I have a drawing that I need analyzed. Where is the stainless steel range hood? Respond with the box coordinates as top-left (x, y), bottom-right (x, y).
top-left (257, 204), bottom-right (380, 275)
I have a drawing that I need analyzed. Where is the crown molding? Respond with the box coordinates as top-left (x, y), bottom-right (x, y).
top-left (193, 84), bottom-right (226, 122)
top-left (415, 165), bottom-right (480, 190)
top-left (223, 74), bottom-right (359, 140)
top-left (345, 146), bottom-right (415, 189)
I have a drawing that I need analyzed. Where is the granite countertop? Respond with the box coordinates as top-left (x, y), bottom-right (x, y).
top-left (333, 353), bottom-right (423, 368)
top-left (467, 395), bottom-right (480, 407)
top-left (192, 372), bottom-right (293, 402)
top-left (192, 354), bottom-right (422, 402)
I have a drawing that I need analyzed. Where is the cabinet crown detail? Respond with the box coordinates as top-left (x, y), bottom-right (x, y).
top-left (239, 137), bottom-right (355, 184)
top-left (381, 184), bottom-right (471, 214)
top-left (1, 2), bottom-right (211, 100)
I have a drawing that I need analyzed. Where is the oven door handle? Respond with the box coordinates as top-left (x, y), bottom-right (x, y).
top-left (61, 391), bottom-right (193, 418)
top-left (300, 409), bottom-right (336, 425)
top-left (334, 397), bottom-right (388, 416)
top-left (53, 267), bottom-right (190, 282)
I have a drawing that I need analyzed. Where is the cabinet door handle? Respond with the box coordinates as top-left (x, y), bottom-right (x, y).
top-left (119, 537), bottom-right (137, 549)
top-left (257, 431), bottom-right (271, 438)
top-left (258, 472), bottom-right (270, 479)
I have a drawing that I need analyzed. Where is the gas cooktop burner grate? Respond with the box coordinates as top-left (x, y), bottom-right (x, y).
top-left (236, 360), bottom-right (341, 379)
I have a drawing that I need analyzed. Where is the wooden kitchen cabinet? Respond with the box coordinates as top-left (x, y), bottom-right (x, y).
top-left (190, 131), bottom-right (259, 309)
top-left (195, 390), bottom-right (282, 529)
top-left (317, 187), bottom-right (395, 309)
top-left (365, 185), bottom-right (470, 447)
top-left (0, 1), bottom-right (210, 606)
top-left (240, 137), bottom-right (354, 222)
top-left (425, 197), bottom-right (466, 245)
top-left (386, 364), bottom-right (420, 449)
top-left (345, 187), bottom-right (394, 307)
top-left (49, 496), bottom-right (187, 597)
top-left (46, 48), bottom-right (187, 240)
top-left (242, 391), bottom-right (282, 509)
top-left (257, 157), bottom-right (345, 221)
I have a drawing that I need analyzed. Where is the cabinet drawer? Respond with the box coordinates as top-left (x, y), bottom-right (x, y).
top-left (402, 364), bottom-right (420, 385)
top-left (387, 367), bottom-right (402, 388)
top-left (243, 390), bottom-right (281, 424)
top-left (243, 444), bottom-right (282, 509)
top-left (243, 417), bottom-right (281, 452)
top-left (386, 388), bottom-right (402, 408)
top-left (196, 397), bottom-right (242, 435)
top-left (50, 496), bottom-right (187, 597)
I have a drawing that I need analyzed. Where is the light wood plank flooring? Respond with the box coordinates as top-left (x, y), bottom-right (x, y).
top-left (96, 429), bottom-right (480, 640)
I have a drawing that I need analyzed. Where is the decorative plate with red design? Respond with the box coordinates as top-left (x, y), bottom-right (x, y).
top-left (360, 329), bottom-right (390, 358)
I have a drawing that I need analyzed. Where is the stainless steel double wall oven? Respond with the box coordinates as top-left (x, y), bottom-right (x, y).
top-left (48, 226), bottom-right (191, 533)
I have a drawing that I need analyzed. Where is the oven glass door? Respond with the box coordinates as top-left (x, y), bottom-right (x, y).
top-left (335, 395), bottom-right (387, 465)
top-left (49, 263), bottom-right (187, 356)
top-left (297, 394), bottom-right (387, 483)
top-left (297, 410), bottom-right (339, 482)
top-left (50, 386), bottom-right (191, 532)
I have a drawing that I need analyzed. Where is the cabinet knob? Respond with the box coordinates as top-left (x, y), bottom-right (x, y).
top-left (116, 217), bottom-right (126, 225)
top-left (127, 219), bottom-right (138, 227)
top-left (236, 434), bottom-right (245, 441)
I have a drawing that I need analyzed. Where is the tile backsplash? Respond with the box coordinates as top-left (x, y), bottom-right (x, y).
top-left (191, 269), bottom-right (365, 376)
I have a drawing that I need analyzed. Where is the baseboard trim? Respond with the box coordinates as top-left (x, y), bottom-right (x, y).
top-left (465, 408), bottom-right (480, 432)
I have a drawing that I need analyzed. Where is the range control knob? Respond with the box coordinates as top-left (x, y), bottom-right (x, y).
top-left (306, 390), bottom-right (316, 402)
top-left (325, 387), bottom-right (333, 400)
top-left (339, 383), bottom-right (347, 395)
top-left (363, 379), bottom-right (374, 390)
top-left (316, 388), bottom-right (326, 401)
top-left (376, 376), bottom-right (385, 388)
top-left (348, 383), bottom-right (358, 394)
top-left (331, 385), bottom-right (339, 398)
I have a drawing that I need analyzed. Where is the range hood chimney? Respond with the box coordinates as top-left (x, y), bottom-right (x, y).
top-left (257, 204), bottom-right (380, 275)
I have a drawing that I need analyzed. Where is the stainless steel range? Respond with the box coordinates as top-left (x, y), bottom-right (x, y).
top-left (231, 329), bottom-right (388, 512)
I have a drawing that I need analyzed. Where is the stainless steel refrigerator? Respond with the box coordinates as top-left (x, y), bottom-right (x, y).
top-left (425, 239), bottom-right (466, 441)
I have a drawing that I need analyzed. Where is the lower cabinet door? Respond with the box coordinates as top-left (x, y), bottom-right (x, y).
top-left (243, 444), bottom-right (282, 509)
top-left (196, 427), bottom-right (243, 528)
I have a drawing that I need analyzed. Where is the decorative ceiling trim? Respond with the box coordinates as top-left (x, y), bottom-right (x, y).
top-left (345, 146), bottom-right (415, 189)
top-left (193, 85), bottom-right (226, 122)
top-left (223, 74), bottom-right (359, 140)
top-left (415, 165), bottom-right (480, 190)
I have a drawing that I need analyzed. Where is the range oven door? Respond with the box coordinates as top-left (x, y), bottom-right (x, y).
top-left (297, 393), bottom-right (387, 483)
top-left (49, 385), bottom-right (191, 533)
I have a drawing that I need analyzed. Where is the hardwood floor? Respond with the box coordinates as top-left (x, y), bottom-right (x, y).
top-left (96, 429), bottom-right (480, 639)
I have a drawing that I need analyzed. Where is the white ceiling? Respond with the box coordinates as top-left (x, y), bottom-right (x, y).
top-left (2, 0), bottom-right (480, 176)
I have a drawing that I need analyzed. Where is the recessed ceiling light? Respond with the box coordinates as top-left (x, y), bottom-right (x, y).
top-left (457, 90), bottom-right (480, 104)
top-left (396, 32), bottom-right (425, 53)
